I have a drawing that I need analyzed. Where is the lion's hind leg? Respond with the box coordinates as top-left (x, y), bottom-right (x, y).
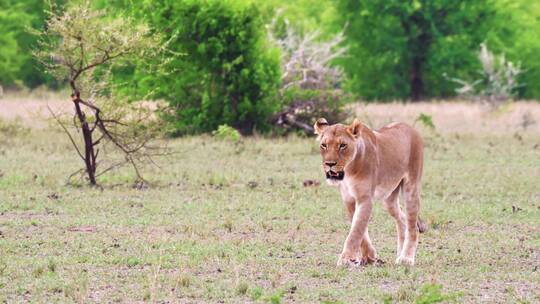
top-left (396, 179), bottom-right (421, 266)
top-left (383, 183), bottom-right (406, 258)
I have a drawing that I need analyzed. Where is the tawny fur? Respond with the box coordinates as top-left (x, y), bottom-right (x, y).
top-left (314, 118), bottom-right (426, 267)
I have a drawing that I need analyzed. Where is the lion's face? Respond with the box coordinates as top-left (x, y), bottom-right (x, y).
top-left (314, 118), bottom-right (362, 184)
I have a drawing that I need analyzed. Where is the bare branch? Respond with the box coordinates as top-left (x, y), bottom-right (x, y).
top-left (47, 105), bottom-right (85, 161)
top-left (95, 160), bottom-right (127, 177)
top-left (67, 167), bottom-right (86, 184)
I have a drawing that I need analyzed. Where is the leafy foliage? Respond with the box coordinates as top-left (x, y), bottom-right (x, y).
top-left (260, 0), bottom-right (338, 35)
top-left (134, 0), bottom-right (281, 135)
top-left (503, 0), bottom-right (540, 99)
top-left (0, 0), bottom-right (64, 88)
top-left (4, 0), bottom-right (540, 103)
top-left (335, 0), bottom-right (509, 100)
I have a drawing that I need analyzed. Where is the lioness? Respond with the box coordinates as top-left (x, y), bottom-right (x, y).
top-left (314, 118), bottom-right (426, 266)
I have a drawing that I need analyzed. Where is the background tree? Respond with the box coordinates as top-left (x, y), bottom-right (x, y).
top-left (117, 0), bottom-right (281, 135)
top-left (336, 0), bottom-right (508, 101)
top-left (35, 1), bottom-right (166, 185)
top-left (0, 1), bottom-right (33, 86)
top-left (0, 0), bottom-right (64, 88)
top-left (505, 0), bottom-right (540, 99)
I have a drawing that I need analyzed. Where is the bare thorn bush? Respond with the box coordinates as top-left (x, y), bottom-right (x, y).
top-left (268, 14), bottom-right (349, 135)
top-left (446, 43), bottom-right (523, 107)
top-left (34, 1), bottom-right (167, 185)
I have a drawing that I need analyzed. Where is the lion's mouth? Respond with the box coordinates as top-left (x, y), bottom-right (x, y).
top-left (326, 170), bottom-right (344, 180)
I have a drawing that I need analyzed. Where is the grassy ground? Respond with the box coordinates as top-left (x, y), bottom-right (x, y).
top-left (0, 105), bottom-right (540, 303)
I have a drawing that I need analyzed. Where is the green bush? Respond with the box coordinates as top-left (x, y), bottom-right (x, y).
top-left (212, 124), bottom-right (241, 142)
top-left (133, 0), bottom-right (281, 135)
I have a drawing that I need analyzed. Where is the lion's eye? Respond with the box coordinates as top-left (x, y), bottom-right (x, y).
top-left (320, 143), bottom-right (327, 149)
top-left (339, 143), bottom-right (347, 150)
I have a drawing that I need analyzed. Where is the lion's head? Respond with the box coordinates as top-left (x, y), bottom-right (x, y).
top-left (314, 118), bottom-right (363, 185)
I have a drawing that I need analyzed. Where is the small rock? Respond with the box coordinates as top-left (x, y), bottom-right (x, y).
top-left (68, 226), bottom-right (96, 233)
top-left (247, 181), bottom-right (258, 189)
top-left (47, 193), bottom-right (60, 200)
top-left (132, 181), bottom-right (149, 190)
top-left (303, 179), bottom-right (321, 187)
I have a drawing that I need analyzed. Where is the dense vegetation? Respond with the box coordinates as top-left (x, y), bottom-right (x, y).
top-left (0, 0), bottom-right (64, 88)
top-left (336, 0), bottom-right (507, 100)
top-left (137, 0), bottom-right (281, 135)
top-left (1, 0), bottom-right (540, 132)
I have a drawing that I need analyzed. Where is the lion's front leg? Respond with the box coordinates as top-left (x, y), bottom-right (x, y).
top-left (359, 228), bottom-right (378, 265)
top-left (337, 198), bottom-right (374, 267)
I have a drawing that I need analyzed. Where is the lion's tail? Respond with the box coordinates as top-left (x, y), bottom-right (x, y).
top-left (417, 217), bottom-right (428, 233)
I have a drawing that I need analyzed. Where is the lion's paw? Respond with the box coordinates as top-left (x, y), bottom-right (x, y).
top-left (337, 255), bottom-right (385, 268)
top-left (337, 257), bottom-right (362, 268)
top-left (372, 257), bottom-right (385, 266)
top-left (395, 255), bottom-right (415, 266)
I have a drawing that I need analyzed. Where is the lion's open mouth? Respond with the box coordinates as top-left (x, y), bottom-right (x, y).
top-left (326, 170), bottom-right (344, 180)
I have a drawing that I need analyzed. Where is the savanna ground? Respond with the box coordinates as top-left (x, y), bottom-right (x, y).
top-left (1, 93), bottom-right (539, 303)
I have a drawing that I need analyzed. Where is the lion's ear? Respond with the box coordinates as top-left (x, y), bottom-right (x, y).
top-left (314, 118), bottom-right (329, 135)
top-left (347, 119), bottom-right (363, 138)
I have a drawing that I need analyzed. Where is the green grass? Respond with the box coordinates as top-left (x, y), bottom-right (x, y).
top-left (0, 124), bottom-right (539, 303)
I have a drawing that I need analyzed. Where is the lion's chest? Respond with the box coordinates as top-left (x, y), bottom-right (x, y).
top-left (341, 178), bottom-right (395, 201)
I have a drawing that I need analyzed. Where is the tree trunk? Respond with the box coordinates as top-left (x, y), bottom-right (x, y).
top-left (401, 13), bottom-right (429, 102)
top-left (410, 56), bottom-right (424, 101)
top-left (73, 100), bottom-right (97, 185)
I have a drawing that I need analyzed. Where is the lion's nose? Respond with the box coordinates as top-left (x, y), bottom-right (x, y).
top-left (325, 161), bottom-right (337, 167)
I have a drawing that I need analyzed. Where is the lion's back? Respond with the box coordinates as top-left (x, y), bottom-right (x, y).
top-left (375, 122), bottom-right (424, 180)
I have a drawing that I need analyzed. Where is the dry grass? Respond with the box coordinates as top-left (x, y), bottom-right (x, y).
top-left (0, 90), bottom-right (72, 128)
top-left (353, 100), bottom-right (540, 135)
top-left (2, 90), bottom-right (540, 135)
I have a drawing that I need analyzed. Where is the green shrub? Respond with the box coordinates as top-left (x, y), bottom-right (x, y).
top-left (415, 113), bottom-right (435, 130)
top-left (212, 124), bottom-right (241, 142)
top-left (250, 286), bottom-right (264, 300)
top-left (135, 0), bottom-right (281, 135)
top-left (415, 283), bottom-right (462, 304)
